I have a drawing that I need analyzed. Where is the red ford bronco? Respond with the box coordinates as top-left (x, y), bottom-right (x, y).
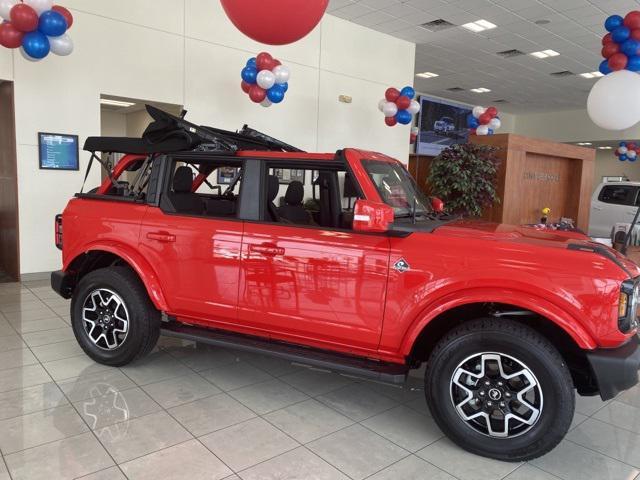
top-left (52, 106), bottom-right (640, 461)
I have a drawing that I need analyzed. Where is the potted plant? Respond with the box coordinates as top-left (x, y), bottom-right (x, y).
top-left (427, 143), bottom-right (500, 217)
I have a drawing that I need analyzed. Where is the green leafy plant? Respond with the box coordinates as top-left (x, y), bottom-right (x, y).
top-left (427, 143), bottom-right (500, 217)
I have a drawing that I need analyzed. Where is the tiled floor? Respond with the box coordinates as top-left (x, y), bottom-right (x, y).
top-left (1, 280), bottom-right (640, 480)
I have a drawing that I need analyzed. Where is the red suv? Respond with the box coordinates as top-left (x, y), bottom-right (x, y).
top-left (52, 106), bottom-right (640, 461)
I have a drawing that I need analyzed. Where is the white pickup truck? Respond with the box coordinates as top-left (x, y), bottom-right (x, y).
top-left (589, 181), bottom-right (640, 238)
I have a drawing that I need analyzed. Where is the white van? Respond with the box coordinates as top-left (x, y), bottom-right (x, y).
top-left (589, 181), bottom-right (640, 237)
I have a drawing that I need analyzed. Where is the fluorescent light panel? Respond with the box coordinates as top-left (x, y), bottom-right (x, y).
top-left (579, 71), bottom-right (604, 78)
top-left (416, 72), bottom-right (439, 78)
top-left (100, 99), bottom-right (136, 108)
top-left (461, 19), bottom-right (497, 32)
top-left (470, 87), bottom-right (491, 93)
top-left (530, 49), bottom-right (560, 59)
top-left (576, 142), bottom-right (592, 145)
top-left (597, 146), bottom-right (613, 149)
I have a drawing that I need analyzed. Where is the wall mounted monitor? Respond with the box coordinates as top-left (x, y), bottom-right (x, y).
top-left (416, 96), bottom-right (472, 156)
top-left (38, 132), bottom-right (79, 171)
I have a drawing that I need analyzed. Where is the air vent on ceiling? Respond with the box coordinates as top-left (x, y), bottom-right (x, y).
top-left (492, 99), bottom-right (508, 103)
top-left (496, 49), bottom-right (524, 58)
top-left (446, 87), bottom-right (465, 92)
top-left (550, 71), bottom-right (574, 77)
top-left (420, 19), bottom-right (456, 32)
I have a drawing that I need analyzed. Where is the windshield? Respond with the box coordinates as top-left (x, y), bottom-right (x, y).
top-left (362, 159), bottom-right (432, 218)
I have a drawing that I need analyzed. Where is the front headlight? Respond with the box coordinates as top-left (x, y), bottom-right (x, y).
top-left (619, 278), bottom-right (640, 333)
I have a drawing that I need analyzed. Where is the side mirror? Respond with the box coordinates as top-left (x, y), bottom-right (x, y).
top-left (353, 199), bottom-right (394, 233)
top-left (431, 197), bottom-right (444, 213)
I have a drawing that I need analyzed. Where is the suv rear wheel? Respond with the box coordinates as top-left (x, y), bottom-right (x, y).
top-left (425, 318), bottom-right (574, 461)
top-left (71, 267), bottom-right (160, 366)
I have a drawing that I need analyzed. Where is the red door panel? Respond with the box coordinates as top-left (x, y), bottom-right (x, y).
top-left (238, 223), bottom-right (390, 352)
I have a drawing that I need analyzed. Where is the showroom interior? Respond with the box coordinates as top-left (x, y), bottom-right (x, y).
top-left (6, 0), bottom-right (640, 479)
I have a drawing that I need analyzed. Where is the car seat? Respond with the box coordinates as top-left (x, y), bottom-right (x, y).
top-left (278, 181), bottom-right (314, 225)
top-left (167, 166), bottom-right (203, 214)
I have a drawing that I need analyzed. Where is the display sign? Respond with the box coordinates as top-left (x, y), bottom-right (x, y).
top-left (38, 132), bottom-right (79, 171)
top-left (273, 168), bottom-right (305, 184)
top-left (416, 96), bottom-right (472, 156)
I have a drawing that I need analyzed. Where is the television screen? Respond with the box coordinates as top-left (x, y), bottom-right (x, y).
top-left (38, 132), bottom-right (79, 171)
top-left (416, 96), bottom-right (472, 156)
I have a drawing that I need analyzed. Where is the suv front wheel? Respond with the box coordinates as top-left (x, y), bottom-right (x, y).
top-left (425, 318), bottom-right (575, 462)
top-left (71, 266), bottom-right (160, 366)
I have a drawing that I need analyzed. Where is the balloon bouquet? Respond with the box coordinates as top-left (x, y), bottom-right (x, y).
top-left (0, 0), bottom-right (73, 60)
top-left (467, 106), bottom-right (501, 135)
top-left (615, 141), bottom-right (639, 161)
top-left (240, 52), bottom-right (290, 107)
top-left (378, 86), bottom-right (421, 127)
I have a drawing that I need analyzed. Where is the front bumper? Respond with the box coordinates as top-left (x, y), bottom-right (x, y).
top-left (51, 270), bottom-right (74, 299)
top-left (586, 335), bottom-right (640, 400)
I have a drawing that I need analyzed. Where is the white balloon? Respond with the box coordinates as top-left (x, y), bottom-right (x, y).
top-left (24, 0), bottom-right (52, 14)
top-left (629, 149), bottom-right (637, 159)
top-left (472, 106), bottom-right (486, 119)
top-left (476, 125), bottom-right (489, 136)
top-left (260, 99), bottom-right (272, 108)
top-left (382, 101), bottom-right (398, 118)
top-left (272, 64), bottom-right (290, 84)
top-left (0, 0), bottom-right (18, 20)
top-left (489, 117), bottom-right (501, 130)
top-left (587, 70), bottom-right (640, 130)
top-left (407, 100), bottom-right (420, 115)
top-left (49, 34), bottom-right (73, 56)
top-left (378, 99), bottom-right (387, 112)
top-left (256, 70), bottom-right (276, 90)
top-left (618, 146), bottom-right (628, 155)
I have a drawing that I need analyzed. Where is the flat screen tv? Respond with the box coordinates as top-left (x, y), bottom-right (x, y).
top-left (415, 96), bottom-right (472, 156)
top-left (38, 132), bottom-right (79, 171)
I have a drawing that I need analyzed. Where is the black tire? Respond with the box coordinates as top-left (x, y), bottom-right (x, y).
top-left (425, 318), bottom-right (574, 462)
top-left (71, 266), bottom-right (160, 366)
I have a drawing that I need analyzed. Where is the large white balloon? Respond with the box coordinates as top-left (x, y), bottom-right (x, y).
top-left (587, 70), bottom-right (640, 130)
top-left (476, 125), bottom-right (489, 136)
top-left (0, 0), bottom-right (18, 20)
top-left (49, 34), bottom-right (74, 56)
top-left (407, 100), bottom-right (420, 115)
top-left (489, 117), bottom-right (501, 130)
top-left (618, 146), bottom-right (628, 155)
top-left (472, 106), bottom-right (486, 119)
top-left (628, 149), bottom-right (637, 159)
top-left (272, 64), bottom-right (290, 84)
top-left (382, 101), bottom-right (398, 118)
top-left (256, 70), bottom-right (276, 90)
top-left (24, 0), bottom-right (53, 14)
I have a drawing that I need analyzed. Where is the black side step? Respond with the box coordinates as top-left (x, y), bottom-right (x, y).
top-left (161, 322), bottom-right (408, 384)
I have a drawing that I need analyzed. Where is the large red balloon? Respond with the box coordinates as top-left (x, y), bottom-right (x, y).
top-left (625, 11), bottom-right (640, 29)
top-left (609, 52), bottom-right (628, 71)
top-left (395, 95), bottom-right (411, 110)
top-left (485, 106), bottom-right (498, 117)
top-left (220, 0), bottom-right (329, 46)
top-left (256, 51), bottom-right (276, 71)
top-left (385, 87), bottom-right (400, 102)
top-left (52, 5), bottom-right (73, 29)
top-left (602, 42), bottom-right (620, 58)
top-left (478, 113), bottom-right (492, 125)
top-left (248, 84), bottom-right (267, 103)
top-left (10, 4), bottom-right (38, 33)
top-left (0, 23), bottom-right (24, 49)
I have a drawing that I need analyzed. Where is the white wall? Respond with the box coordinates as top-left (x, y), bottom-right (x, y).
top-left (1, 1), bottom-right (415, 274)
top-left (594, 149), bottom-right (640, 187)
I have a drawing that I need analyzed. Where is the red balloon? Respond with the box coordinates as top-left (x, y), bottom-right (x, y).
top-left (608, 52), bottom-right (628, 71)
top-left (602, 42), bottom-right (620, 58)
top-left (624, 11), bottom-right (640, 29)
top-left (0, 23), bottom-right (24, 49)
top-left (10, 4), bottom-right (38, 33)
top-left (272, 58), bottom-right (281, 67)
top-left (602, 33), bottom-right (613, 45)
top-left (52, 5), bottom-right (73, 29)
top-left (629, 143), bottom-right (636, 149)
top-left (478, 113), bottom-right (492, 125)
top-left (256, 51), bottom-right (275, 71)
top-left (248, 84), bottom-right (266, 103)
top-left (395, 95), bottom-right (411, 110)
top-left (485, 106), bottom-right (498, 117)
top-left (385, 116), bottom-right (397, 127)
top-left (240, 80), bottom-right (251, 93)
top-left (220, 0), bottom-right (328, 45)
top-left (632, 29), bottom-right (640, 41)
top-left (469, 128), bottom-right (477, 135)
top-left (385, 87), bottom-right (400, 102)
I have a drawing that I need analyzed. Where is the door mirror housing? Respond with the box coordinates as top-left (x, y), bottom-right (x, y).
top-left (353, 199), bottom-right (394, 233)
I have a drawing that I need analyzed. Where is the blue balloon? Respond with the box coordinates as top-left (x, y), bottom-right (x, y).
top-left (246, 57), bottom-right (257, 68)
top-left (622, 39), bottom-right (640, 56)
top-left (241, 66), bottom-right (258, 84)
top-left (22, 32), bottom-right (50, 59)
top-left (266, 84), bottom-right (285, 103)
top-left (488, 128), bottom-right (494, 135)
top-left (467, 115), bottom-right (479, 128)
top-left (620, 141), bottom-right (627, 146)
top-left (631, 155), bottom-right (638, 162)
top-left (599, 59), bottom-right (612, 75)
top-left (612, 26), bottom-right (630, 44)
top-left (280, 82), bottom-right (288, 93)
top-left (38, 10), bottom-right (67, 37)
top-left (396, 110), bottom-right (412, 125)
top-left (620, 154), bottom-right (628, 161)
top-left (399, 86), bottom-right (415, 100)
top-left (605, 15), bottom-right (624, 32)
top-left (628, 55), bottom-right (640, 71)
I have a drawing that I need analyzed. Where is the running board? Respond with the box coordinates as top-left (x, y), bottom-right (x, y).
top-left (161, 322), bottom-right (408, 384)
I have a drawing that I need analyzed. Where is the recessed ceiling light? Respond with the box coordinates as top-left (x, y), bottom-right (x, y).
top-left (579, 71), bottom-right (604, 78)
top-left (597, 146), bottom-right (613, 149)
top-left (416, 72), bottom-right (439, 78)
top-left (576, 142), bottom-right (592, 145)
top-left (100, 99), bottom-right (136, 108)
top-left (470, 87), bottom-right (491, 93)
top-left (461, 19), bottom-right (497, 32)
top-left (530, 49), bottom-right (560, 59)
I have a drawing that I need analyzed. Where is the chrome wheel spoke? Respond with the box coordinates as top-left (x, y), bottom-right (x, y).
top-left (81, 288), bottom-right (130, 351)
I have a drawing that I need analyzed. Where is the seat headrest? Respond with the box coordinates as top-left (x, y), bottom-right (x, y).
top-left (343, 173), bottom-right (358, 198)
top-left (173, 166), bottom-right (194, 193)
top-left (285, 181), bottom-right (304, 205)
top-left (267, 175), bottom-right (280, 202)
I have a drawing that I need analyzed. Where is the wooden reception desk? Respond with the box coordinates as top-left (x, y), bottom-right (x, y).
top-left (409, 134), bottom-right (595, 231)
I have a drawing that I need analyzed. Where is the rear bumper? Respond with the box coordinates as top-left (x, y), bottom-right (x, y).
top-left (51, 270), bottom-right (74, 299)
top-left (586, 335), bottom-right (640, 400)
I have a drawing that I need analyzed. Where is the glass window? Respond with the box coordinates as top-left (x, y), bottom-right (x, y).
top-left (599, 185), bottom-right (638, 206)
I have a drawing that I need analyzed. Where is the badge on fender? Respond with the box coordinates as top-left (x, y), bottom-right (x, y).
top-left (393, 258), bottom-right (410, 273)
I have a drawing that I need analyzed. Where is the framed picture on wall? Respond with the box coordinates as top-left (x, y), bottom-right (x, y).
top-left (217, 166), bottom-right (239, 184)
top-left (273, 168), bottom-right (305, 185)
top-left (38, 132), bottom-right (79, 171)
